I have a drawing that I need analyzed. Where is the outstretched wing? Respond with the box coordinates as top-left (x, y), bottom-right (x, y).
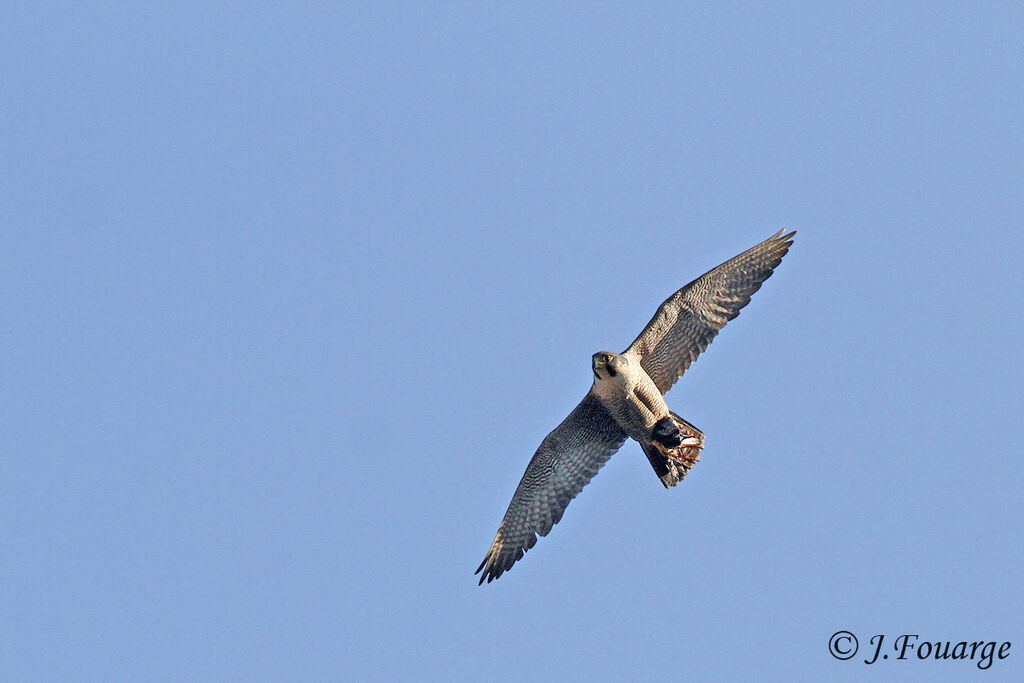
top-left (627, 230), bottom-right (794, 394)
top-left (476, 394), bottom-right (627, 584)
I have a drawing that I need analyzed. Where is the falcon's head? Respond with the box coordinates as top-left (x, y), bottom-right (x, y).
top-left (592, 351), bottom-right (624, 380)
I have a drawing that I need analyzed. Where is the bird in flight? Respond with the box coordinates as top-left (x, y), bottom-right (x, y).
top-left (476, 230), bottom-right (795, 584)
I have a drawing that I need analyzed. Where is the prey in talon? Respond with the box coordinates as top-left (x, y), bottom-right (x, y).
top-left (651, 414), bottom-right (704, 468)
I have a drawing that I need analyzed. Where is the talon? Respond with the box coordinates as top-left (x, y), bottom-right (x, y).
top-left (667, 445), bottom-right (701, 465)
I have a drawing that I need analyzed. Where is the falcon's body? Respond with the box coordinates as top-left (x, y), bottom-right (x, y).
top-left (591, 350), bottom-right (705, 487)
top-left (476, 231), bottom-right (794, 584)
top-left (591, 351), bottom-right (665, 439)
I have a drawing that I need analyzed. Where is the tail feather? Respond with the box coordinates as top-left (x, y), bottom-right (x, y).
top-left (642, 412), bottom-right (704, 488)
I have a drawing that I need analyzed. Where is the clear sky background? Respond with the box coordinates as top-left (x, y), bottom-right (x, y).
top-left (3, 3), bottom-right (1021, 681)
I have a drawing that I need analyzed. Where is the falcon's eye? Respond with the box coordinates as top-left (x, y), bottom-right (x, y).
top-left (603, 355), bottom-right (611, 363)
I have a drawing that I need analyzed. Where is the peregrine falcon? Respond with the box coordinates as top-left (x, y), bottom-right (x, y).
top-left (476, 230), bottom-right (794, 584)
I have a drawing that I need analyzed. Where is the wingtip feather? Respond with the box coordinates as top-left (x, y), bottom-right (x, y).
top-left (774, 229), bottom-right (796, 245)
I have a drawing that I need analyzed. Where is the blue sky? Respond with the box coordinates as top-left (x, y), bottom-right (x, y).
top-left (3, 3), bottom-right (1021, 681)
